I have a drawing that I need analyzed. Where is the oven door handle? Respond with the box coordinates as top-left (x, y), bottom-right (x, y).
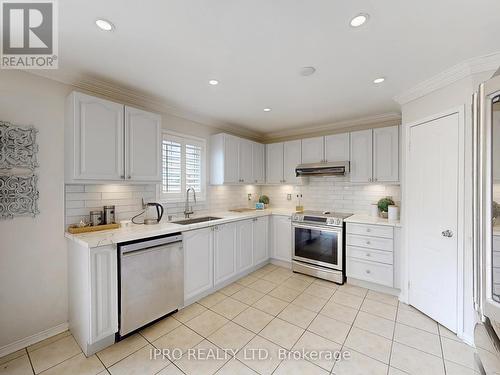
top-left (292, 223), bottom-right (343, 233)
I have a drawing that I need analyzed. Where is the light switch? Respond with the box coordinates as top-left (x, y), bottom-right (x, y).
top-left (287, 194), bottom-right (292, 201)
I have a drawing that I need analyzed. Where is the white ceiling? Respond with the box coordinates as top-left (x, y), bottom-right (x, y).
top-left (48, 0), bottom-right (500, 134)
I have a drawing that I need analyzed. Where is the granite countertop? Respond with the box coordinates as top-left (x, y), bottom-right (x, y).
top-left (344, 213), bottom-right (402, 227)
top-left (65, 208), bottom-right (295, 248)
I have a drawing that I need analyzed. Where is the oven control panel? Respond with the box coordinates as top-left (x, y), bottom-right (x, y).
top-left (292, 213), bottom-right (343, 227)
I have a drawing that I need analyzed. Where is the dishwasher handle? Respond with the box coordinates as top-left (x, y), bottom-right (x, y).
top-left (120, 234), bottom-right (182, 255)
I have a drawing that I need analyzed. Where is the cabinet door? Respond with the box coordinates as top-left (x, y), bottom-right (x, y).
top-left (325, 133), bottom-right (350, 162)
top-left (224, 135), bottom-right (240, 184)
top-left (214, 223), bottom-right (237, 285)
top-left (236, 219), bottom-right (254, 273)
top-left (495, 114), bottom-right (500, 182)
top-left (350, 129), bottom-right (373, 182)
top-left (252, 142), bottom-right (265, 184)
top-left (283, 140), bottom-right (302, 184)
top-left (253, 216), bottom-right (269, 264)
top-left (272, 216), bottom-right (292, 262)
top-left (301, 137), bottom-right (325, 163)
top-left (266, 143), bottom-right (284, 184)
top-left (373, 126), bottom-right (399, 182)
top-left (239, 139), bottom-right (253, 184)
top-left (73, 93), bottom-right (124, 180)
top-left (125, 106), bottom-right (161, 181)
top-left (90, 245), bottom-right (118, 343)
top-left (184, 228), bottom-right (214, 301)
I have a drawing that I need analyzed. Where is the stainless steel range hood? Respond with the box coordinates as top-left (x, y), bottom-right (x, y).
top-left (295, 161), bottom-right (350, 177)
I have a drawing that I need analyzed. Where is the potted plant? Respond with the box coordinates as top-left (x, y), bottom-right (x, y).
top-left (259, 195), bottom-right (270, 208)
top-left (377, 196), bottom-right (395, 218)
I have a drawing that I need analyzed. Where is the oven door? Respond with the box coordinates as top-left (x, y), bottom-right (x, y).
top-left (292, 223), bottom-right (343, 270)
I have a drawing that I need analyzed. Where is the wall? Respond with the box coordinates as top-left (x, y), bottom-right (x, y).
top-left (262, 178), bottom-right (400, 214)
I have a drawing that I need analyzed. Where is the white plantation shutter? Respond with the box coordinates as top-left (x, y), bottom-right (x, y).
top-left (161, 132), bottom-right (206, 201)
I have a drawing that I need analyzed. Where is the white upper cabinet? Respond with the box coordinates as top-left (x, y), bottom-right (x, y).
top-left (239, 139), bottom-right (253, 184)
top-left (350, 129), bottom-right (374, 182)
top-left (210, 133), bottom-right (265, 185)
top-left (266, 142), bottom-right (284, 184)
top-left (65, 91), bottom-right (161, 183)
top-left (373, 126), bottom-right (399, 182)
top-left (252, 142), bottom-right (265, 184)
top-left (301, 137), bottom-right (325, 163)
top-left (66, 92), bottom-right (124, 181)
top-left (325, 133), bottom-right (350, 162)
top-left (124, 107), bottom-right (161, 181)
top-left (283, 140), bottom-right (302, 184)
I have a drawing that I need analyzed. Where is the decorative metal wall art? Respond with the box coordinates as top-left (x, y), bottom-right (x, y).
top-left (0, 121), bottom-right (39, 170)
top-left (0, 174), bottom-right (39, 219)
top-left (0, 121), bottom-right (40, 219)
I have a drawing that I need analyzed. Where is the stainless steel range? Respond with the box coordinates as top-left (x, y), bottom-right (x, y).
top-left (291, 211), bottom-right (352, 284)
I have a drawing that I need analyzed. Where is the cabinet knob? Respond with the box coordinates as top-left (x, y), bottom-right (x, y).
top-left (366, 241), bottom-right (371, 245)
top-left (365, 269), bottom-right (371, 274)
top-left (366, 228), bottom-right (371, 232)
top-left (120, 175), bottom-right (125, 179)
top-left (366, 253), bottom-right (371, 257)
top-left (127, 175), bottom-right (131, 179)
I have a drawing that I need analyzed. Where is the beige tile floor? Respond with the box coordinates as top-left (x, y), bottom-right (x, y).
top-left (0, 264), bottom-right (479, 375)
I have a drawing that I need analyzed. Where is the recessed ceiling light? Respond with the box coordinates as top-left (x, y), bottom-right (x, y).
top-left (208, 79), bottom-right (219, 85)
top-left (350, 13), bottom-right (369, 27)
top-left (263, 108), bottom-right (272, 112)
top-left (300, 66), bottom-right (316, 76)
top-left (95, 19), bottom-right (114, 31)
top-left (373, 77), bottom-right (385, 84)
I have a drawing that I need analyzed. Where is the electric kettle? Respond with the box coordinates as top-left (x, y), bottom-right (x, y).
top-left (132, 199), bottom-right (164, 225)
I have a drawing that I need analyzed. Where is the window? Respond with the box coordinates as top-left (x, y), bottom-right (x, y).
top-left (161, 132), bottom-right (206, 201)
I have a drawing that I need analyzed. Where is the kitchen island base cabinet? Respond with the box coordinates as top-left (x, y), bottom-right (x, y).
top-left (184, 228), bottom-right (214, 301)
top-left (68, 241), bottom-right (118, 356)
top-left (271, 215), bottom-right (292, 263)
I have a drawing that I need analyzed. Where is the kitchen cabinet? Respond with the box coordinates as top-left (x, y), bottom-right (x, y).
top-left (493, 116), bottom-right (500, 182)
top-left (252, 142), bottom-right (266, 184)
top-left (266, 140), bottom-right (302, 184)
top-left (253, 216), bottom-right (269, 264)
top-left (266, 142), bottom-right (284, 184)
top-left (350, 126), bottom-right (399, 183)
top-left (210, 133), bottom-right (265, 185)
top-left (184, 227), bottom-right (214, 301)
top-left (236, 219), bottom-right (254, 273)
top-left (124, 107), bottom-right (162, 181)
top-left (325, 133), bottom-right (350, 162)
top-left (301, 137), bottom-right (325, 163)
top-left (214, 222), bottom-right (237, 285)
top-left (373, 126), bottom-right (399, 182)
top-left (65, 91), bottom-right (161, 183)
top-left (271, 215), bottom-right (292, 262)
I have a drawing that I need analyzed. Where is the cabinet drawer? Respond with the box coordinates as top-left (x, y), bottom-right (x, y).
top-left (494, 236), bottom-right (500, 252)
top-left (346, 223), bottom-right (394, 239)
top-left (347, 246), bottom-right (393, 265)
top-left (494, 253), bottom-right (500, 268)
top-left (346, 234), bottom-right (393, 252)
top-left (347, 257), bottom-right (393, 287)
top-left (494, 268), bottom-right (500, 284)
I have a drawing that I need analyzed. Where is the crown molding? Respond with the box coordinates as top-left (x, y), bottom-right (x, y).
top-left (28, 70), bottom-right (265, 141)
top-left (262, 112), bottom-right (402, 143)
top-left (394, 52), bottom-right (500, 105)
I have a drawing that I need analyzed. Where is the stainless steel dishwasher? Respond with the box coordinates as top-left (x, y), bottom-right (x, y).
top-left (118, 233), bottom-right (183, 337)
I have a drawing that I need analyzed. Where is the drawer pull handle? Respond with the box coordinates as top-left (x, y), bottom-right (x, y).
top-left (366, 228), bottom-right (371, 232)
top-left (366, 241), bottom-right (371, 245)
top-left (365, 269), bottom-right (371, 274)
top-left (366, 253), bottom-right (371, 257)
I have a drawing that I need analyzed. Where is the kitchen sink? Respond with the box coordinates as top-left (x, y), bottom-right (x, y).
top-left (172, 216), bottom-right (222, 225)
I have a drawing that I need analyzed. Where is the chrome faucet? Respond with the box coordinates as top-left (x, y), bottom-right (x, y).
top-left (184, 187), bottom-right (197, 218)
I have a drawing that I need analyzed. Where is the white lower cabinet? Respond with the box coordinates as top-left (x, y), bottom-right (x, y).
top-left (253, 216), bottom-right (269, 264)
top-left (271, 215), bottom-right (292, 262)
top-left (184, 227), bottom-right (214, 300)
top-left (236, 219), bottom-right (254, 273)
top-left (214, 222), bottom-right (237, 286)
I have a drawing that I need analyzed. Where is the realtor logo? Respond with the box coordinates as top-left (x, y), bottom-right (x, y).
top-left (1, 0), bottom-right (58, 69)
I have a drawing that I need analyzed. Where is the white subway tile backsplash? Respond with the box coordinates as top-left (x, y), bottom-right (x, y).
top-left (66, 192), bottom-right (101, 201)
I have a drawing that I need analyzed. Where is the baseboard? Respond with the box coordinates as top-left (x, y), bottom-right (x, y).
top-left (269, 258), bottom-right (291, 269)
top-left (0, 322), bottom-right (69, 358)
top-left (347, 277), bottom-right (401, 297)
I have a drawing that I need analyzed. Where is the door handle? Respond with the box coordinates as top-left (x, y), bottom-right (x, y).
top-left (442, 230), bottom-right (453, 238)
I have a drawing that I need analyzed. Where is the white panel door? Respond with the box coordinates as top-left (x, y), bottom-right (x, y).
top-left (350, 129), bottom-right (373, 182)
top-left (301, 137), bottom-right (325, 163)
top-left (272, 216), bottom-right (292, 262)
top-left (223, 135), bottom-right (240, 184)
top-left (407, 113), bottom-right (459, 331)
top-left (373, 126), bottom-right (399, 183)
top-left (252, 142), bottom-right (265, 184)
top-left (214, 222), bottom-right (237, 285)
top-left (266, 143), bottom-right (284, 184)
top-left (239, 139), bottom-right (253, 184)
top-left (184, 228), bottom-right (213, 301)
top-left (253, 216), bottom-right (269, 264)
top-left (125, 106), bottom-right (161, 181)
top-left (90, 245), bottom-right (118, 343)
top-left (236, 219), bottom-right (254, 273)
top-left (283, 140), bottom-right (302, 184)
top-left (325, 133), bottom-right (350, 162)
top-left (74, 93), bottom-right (124, 180)
top-left (494, 113), bottom-right (500, 182)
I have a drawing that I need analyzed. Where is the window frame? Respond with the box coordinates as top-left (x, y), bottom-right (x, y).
top-left (160, 131), bottom-right (207, 203)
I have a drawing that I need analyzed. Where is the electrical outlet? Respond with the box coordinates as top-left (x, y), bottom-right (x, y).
top-left (287, 194), bottom-right (292, 201)
top-left (247, 193), bottom-right (252, 201)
